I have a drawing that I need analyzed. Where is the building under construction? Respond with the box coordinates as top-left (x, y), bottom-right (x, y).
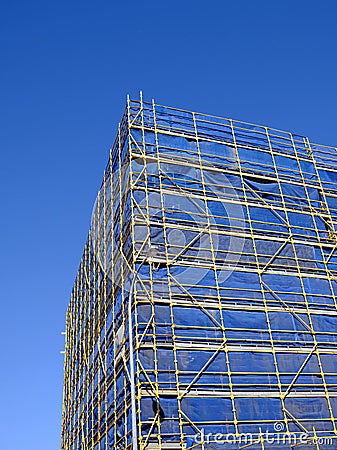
top-left (61, 95), bottom-right (337, 450)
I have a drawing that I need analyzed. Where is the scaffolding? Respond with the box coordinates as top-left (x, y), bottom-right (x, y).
top-left (61, 94), bottom-right (337, 450)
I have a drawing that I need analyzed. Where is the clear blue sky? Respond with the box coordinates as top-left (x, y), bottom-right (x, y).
top-left (1, 1), bottom-right (336, 448)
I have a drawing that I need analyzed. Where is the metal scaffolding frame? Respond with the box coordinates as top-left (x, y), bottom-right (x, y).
top-left (61, 94), bottom-right (337, 450)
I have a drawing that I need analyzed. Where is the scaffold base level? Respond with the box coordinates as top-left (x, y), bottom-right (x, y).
top-left (61, 94), bottom-right (337, 450)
